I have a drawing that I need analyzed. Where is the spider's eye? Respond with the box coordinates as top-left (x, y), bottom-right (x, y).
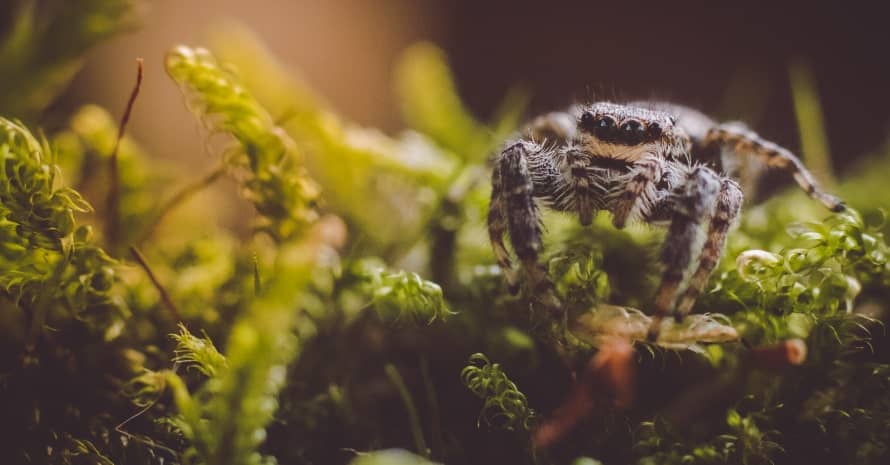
top-left (647, 121), bottom-right (663, 138)
top-left (620, 119), bottom-right (645, 143)
top-left (579, 111), bottom-right (597, 132)
top-left (592, 115), bottom-right (618, 138)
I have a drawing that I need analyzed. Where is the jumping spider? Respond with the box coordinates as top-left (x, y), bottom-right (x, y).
top-left (488, 101), bottom-right (844, 339)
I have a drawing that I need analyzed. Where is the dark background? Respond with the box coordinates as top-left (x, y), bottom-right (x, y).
top-left (18, 1), bottom-right (890, 174)
top-left (442, 3), bottom-right (890, 172)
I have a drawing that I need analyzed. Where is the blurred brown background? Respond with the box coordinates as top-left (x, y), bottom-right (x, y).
top-left (57, 1), bottom-right (890, 174)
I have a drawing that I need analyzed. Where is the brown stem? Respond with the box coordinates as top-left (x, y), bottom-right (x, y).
top-left (106, 58), bottom-right (144, 251)
top-left (129, 245), bottom-right (182, 323)
top-left (429, 165), bottom-right (487, 289)
top-left (136, 164), bottom-right (226, 246)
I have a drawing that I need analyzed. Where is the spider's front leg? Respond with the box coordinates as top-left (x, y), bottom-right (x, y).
top-left (488, 163), bottom-right (519, 291)
top-left (705, 122), bottom-right (844, 212)
top-left (488, 141), bottom-right (562, 313)
top-left (647, 165), bottom-right (723, 341)
top-left (674, 178), bottom-right (743, 317)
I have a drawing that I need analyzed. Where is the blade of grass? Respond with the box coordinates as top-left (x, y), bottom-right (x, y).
top-left (385, 363), bottom-right (430, 458)
top-left (789, 59), bottom-right (835, 184)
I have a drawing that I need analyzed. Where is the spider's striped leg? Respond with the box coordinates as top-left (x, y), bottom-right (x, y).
top-left (488, 163), bottom-right (519, 293)
top-left (705, 122), bottom-right (844, 212)
top-left (495, 141), bottom-right (563, 314)
top-left (647, 165), bottom-right (722, 341)
top-left (608, 155), bottom-right (664, 229)
top-left (674, 178), bottom-right (744, 318)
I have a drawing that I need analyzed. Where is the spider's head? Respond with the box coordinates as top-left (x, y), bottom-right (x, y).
top-left (576, 102), bottom-right (689, 161)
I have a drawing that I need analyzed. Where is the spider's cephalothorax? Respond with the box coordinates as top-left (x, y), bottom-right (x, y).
top-left (488, 101), bottom-right (844, 339)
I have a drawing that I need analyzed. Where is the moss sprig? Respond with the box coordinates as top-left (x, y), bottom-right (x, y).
top-left (171, 323), bottom-right (227, 378)
top-left (165, 45), bottom-right (320, 242)
top-left (461, 352), bottom-right (536, 431)
top-left (348, 258), bottom-right (453, 325)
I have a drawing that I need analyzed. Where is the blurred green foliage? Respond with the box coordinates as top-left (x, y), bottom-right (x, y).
top-left (0, 0), bottom-right (138, 120)
top-left (348, 449), bottom-right (441, 465)
top-left (52, 103), bottom-right (170, 249)
top-left (1, 6), bottom-right (890, 465)
top-left (164, 238), bottom-right (320, 465)
top-left (635, 410), bottom-right (782, 465)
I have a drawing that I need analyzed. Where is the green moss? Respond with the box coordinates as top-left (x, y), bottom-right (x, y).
top-left (461, 353), bottom-right (536, 431)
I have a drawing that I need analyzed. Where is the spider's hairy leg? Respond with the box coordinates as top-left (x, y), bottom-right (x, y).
top-left (647, 165), bottom-right (722, 341)
top-left (488, 164), bottom-right (520, 292)
top-left (494, 141), bottom-right (562, 314)
top-left (705, 123), bottom-right (845, 212)
top-left (609, 155), bottom-right (664, 229)
top-left (674, 178), bottom-right (744, 318)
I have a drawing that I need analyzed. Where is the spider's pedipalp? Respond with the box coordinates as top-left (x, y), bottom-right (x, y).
top-left (648, 165), bottom-right (722, 340)
top-left (565, 148), bottom-right (603, 226)
top-left (608, 155), bottom-right (665, 229)
top-left (705, 123), bottom-right (845, 212)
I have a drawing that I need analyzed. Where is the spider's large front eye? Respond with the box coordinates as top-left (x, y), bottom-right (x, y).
top-left (620, 119), bottom-right (645, 143)
top-left (593, 115), bottom-right (618, 138)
